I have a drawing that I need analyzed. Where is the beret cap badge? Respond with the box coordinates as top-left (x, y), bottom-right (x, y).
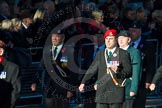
top-left (133, 24), bottom-right (136, 28)
top-left (109, 32), bottom-right (113, 36)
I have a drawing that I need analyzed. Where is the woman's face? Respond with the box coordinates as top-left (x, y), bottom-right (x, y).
top-left (95, 13), bottom-right (104, 23)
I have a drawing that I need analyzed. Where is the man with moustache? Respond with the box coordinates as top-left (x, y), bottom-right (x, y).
top-left (79, 29), bottom-right (132, 108)
top-left (31, 30), bottom-right (74, 108)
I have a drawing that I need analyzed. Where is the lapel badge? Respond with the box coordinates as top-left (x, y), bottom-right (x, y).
top-left (113, 53), bottom-right (117, 57)
top-left (0, 71), bottom-right (6, 79)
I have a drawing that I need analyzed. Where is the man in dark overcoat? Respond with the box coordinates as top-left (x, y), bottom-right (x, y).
top-left (129, 22), bottom-right (156, 108)
top-left (0, 40), bottom-right (20, 108)
top-left (31, 30), bottom-right (74, 108)
top-left (79, 29), bottom-right (132, 108)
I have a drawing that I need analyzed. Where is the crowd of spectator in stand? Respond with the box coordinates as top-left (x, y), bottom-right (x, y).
top-left (0, 0), bottom-right (162, 68)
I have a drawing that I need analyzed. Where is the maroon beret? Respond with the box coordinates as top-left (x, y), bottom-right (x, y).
top-left (104, 29), bottom-right (117, 39)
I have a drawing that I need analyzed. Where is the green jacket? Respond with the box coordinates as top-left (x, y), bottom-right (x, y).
top-left (125, 46), bottom-right (142, 99)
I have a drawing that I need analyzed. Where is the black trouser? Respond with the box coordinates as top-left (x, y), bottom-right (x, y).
top-left (0, 103), bottom-right (11, 108)
top-left (84, 103), bottom-right (96, 108)
top-left (0, 97), bottom-right (12, 108)
top-left (96, 103), bottom-right (122, 108)
top-left (45, 97), bottom-right (69, 108)
top-left (122, 99), bottom-right (134, 108)
top-left (133, 88), bottom-right (146, 108)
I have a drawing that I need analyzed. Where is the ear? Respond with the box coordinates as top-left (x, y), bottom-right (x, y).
top-left (128, 37), bottom-right (131, 43)
top-left (62, 38), bottom-right (65, 42)
top-left (62, 35), bottom-right (65, 42)
top-left (0, 48), bottom-right (4, 56)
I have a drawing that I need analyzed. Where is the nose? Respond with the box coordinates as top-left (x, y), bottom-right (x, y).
top-left (107, 38), bottom-right (111, 41)
top-left (52, 36), bottom-right (57, 39)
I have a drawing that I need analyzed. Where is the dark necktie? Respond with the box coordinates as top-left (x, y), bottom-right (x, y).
top-left (108, 51), bottom-right (113, 59)
top-left (53, 47), bottom-right (57, 58)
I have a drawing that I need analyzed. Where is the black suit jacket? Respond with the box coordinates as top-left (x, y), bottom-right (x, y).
top-left (136, 38), bottom-right (156, 87)
top-left (41, 44), bottom-right (76, 98)
top-left (0, 59), bottom-right (20, 108)
top-left (81, 47), bottom-right (132, 103)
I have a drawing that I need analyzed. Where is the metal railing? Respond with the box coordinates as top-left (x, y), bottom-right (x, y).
top-left (15, 47), bottom-right (44, 107)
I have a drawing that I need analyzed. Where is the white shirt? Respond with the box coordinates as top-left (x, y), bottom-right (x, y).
top-left (107, 47), bottom-right (116, 54)
top-left (22, 22), bottom-right (28, 29)
top-left (121, 45), bottom-right (129, 50)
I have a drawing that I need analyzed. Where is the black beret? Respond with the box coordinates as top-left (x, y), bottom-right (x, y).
top-left (117, 30), bottom-right (131, 37)
top-left (53, 29), bottom-right (64, 35)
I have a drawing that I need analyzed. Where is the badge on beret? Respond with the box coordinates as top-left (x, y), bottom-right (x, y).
top-left (133, 24), bottom-right (136, 28)
top-left (57, 30), bottom-right (61, 34)
top-left (109, 32), bottom-right (113, 36)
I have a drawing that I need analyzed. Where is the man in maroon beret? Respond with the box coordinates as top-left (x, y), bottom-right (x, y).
top-left (0, 40), bottom-right (20, 108)
top-left (79, 29), bottom-right (132, 108)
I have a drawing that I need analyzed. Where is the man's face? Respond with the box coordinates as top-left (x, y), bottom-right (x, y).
top-left (126, 10), bottom-right (136, 21)
top-left (51, 34), bottom-right (64, 46)
top-left (0, 2), bottom-right (10, 17)
top-left (118, 36), bottom-right (131, 48)
top-left (105, 36), bottom-right (117, 49)
top-left (43, 3), bottom-right (55, 16)
top-left (129, 28), bottom-right (141, 42)
top-left (138, 12), bottom-right (148, 23)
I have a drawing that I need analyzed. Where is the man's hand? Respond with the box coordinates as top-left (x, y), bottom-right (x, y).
top-left (130, 92), bottom-right (135, 97)
top-left (31, 83), bottom-right (37, 91)
top-left (94, 84), bottom-right (97, 90)
top-left (145, 83), bottom-right (150, 89)
top-left (79, 84), bottom-right (85, 92)
top-left (110, 65), bottom-right (118, 73)
top-left (149, 83), bottom-right (156, 91)
top-left (67, 91), bottom-right (73, 98)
